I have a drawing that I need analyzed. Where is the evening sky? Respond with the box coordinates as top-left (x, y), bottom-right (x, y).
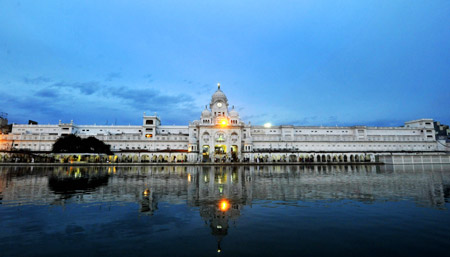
top-left (1, 0), bottom-right (449, 126)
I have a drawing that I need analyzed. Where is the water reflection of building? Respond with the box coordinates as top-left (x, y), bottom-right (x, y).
top-left (1, 165), bottom-right (450, 251)
top-left (198, 198), bottom-right (242, 252)
top-left (1, 165), bottom-right (449, 208)
top-left (188, 167), bottom-right (249, 252)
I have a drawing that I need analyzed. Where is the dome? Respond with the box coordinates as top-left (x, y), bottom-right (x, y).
top-left (211, 88), bottom-right (228, 102)
top-left (229, 106), bottom-right (239, 117)
top-left (201, 106), bottom-right (212, 117)
top-left (211, 83), bottom-right (228, 104)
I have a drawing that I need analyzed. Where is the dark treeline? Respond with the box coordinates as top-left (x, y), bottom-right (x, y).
top-left (52, 134), bottom-right (113, 155)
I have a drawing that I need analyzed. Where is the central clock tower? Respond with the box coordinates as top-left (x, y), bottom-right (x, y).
top-left (210, 83), bottom-right (229, 118)
top-left (195, 82), bottom-right (243, 163)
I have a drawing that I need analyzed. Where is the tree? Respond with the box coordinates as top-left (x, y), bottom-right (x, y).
top-left (52, 135), bottom-right (113, 155)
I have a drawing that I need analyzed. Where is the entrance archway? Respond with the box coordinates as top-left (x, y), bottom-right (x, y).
top-left (215, 145), bottom-right (226, 154)
top-left (141, 154), bottom-right (150, 163)
top-left (202, 145), bottom-right (210, 162)
top-left (289, 155), bottom-right (297, 162)
top-left (231, 145), bottom-right (238, 161)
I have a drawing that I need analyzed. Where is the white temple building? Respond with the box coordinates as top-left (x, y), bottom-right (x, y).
top-left (0, 84), bottom-right (448, 163)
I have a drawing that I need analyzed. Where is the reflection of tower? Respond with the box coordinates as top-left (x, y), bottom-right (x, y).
top-left (199, 198), bottom-right (242, 253)
top-left (189, 166), bottom-right (251, 253)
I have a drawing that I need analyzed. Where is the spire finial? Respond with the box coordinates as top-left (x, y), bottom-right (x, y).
top-left (217, 82), bottom-right (220, 89)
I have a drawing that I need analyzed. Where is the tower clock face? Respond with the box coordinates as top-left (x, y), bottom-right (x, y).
top-left (217, 102), bottom-right (223, 107)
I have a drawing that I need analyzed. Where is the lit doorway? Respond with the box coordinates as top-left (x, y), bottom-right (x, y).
top-left (231, 145), bottom-right (238, 162)
top-left (202, 145), bottom-right (210, 162)
top-left (215, 145), bottom-right (226, 154)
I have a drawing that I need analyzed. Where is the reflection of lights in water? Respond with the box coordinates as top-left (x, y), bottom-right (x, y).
top-left (219, 199), bottom-right (230, 212)
top-left (143, 188), bottom-right (150, 196)
top-left (219, 185), bottom-right (223, 194)
top-left (187, 173), bottom-right (191, 182)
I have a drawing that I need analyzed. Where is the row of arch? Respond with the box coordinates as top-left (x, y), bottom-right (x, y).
top-left (0, 153), bottom-right (373, 163)
top-left (0, 153), bottom-right (190, 163)
top-left (123, 154), bottom-right (188, 163)
top-left (248, 153), bottom-right (374, 163)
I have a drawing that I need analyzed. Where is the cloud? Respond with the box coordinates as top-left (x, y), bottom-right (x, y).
top-left (196, 83), bottom-right (215, 95)
top-left (1, 92), bottom-right (67, 123)
top-left (51, 81), bottom-right (101, 95)
top-left (105, 72), bottom-right (121, 82)
top-left (8, 74), bottom-right (204, 125)
top-left (23, 76), bottom-right (52, 85)
top-left (35, 88), bottom-right (59, 98)
top-left (355, 118), bottom-right (405, 127)
top-left (112, 86), bottom-right (195, 112)
top-left (43, 79), bottom-right (196, 115)
top-left (183, 79), bottom-right (193, 85)
top-left (144, 74), bottom-right (153, 83)
top-left (290, 116), bottom-right (319, 125)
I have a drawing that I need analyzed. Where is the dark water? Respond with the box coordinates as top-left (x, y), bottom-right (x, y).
top-left (1, 165), bottom-right (449, 257)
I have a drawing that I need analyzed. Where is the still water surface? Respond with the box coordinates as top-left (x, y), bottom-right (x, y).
top-left (1, 165), bottom-right (449, 257)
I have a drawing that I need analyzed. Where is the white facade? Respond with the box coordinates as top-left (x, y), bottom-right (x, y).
top-left (0, 84), bottom-right (445, 163)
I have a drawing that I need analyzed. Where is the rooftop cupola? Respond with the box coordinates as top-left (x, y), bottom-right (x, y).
top-left (201, 105), bottom-right (212, 118)
top-left (229, 106), bottom-right (239, 118)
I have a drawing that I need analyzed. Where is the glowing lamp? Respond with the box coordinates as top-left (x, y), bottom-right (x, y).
top-left (220, 119), bottom-right (228, 126)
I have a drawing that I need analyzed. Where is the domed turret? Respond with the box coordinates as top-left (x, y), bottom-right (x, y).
top-left (201, 106), bottom-right (212, 118)
top-left (229, 106), bottom-right (239, 118)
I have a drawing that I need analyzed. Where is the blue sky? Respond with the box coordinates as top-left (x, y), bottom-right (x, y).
top-left (1, 0), bottom-right (449, 126)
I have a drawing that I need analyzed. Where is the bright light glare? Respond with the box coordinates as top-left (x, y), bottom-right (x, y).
top-left (264, 123), bottom-right (272, 128)
top-left (219, 199), bottom-right (230, 212)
